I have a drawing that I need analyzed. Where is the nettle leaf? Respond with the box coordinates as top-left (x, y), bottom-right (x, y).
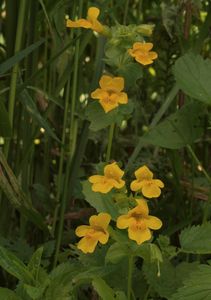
top-left (141, 102), bottom-right (204, 149)
top-left (143, 260), bottom-right (199, 299)
top-left (173, 53), bottom-right (211, 105)
top-left (86, 100), bottom-right (133, 132)
top-left (0, 288), bottom-right (22, 300)
top-left (170, 265), bottom-right (211, 300)
top-left (82, 181), bottom-right (119, 220)
top-left (180, 222), bottom-right (211, 254)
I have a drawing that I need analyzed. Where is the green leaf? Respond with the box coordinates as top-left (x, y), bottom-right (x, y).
top-left (180, 222), bottom-right (211, 254)
top-left (0, 101), bottom-right (12, 137)
top-left (170, 265), bottom-right (211, 300)
top-left (82, 181), bottom-right (119, 220)
top-left (141, 102), bottom-right (204, 149)
top-left (143, 260), bottom-right (199, 299)
top-left (86, 100), bottom-right (133, 132)
top-left (134, 243), bottom-right (163, 263)
top-left (27, 247), bottom-right (43, 281)
top-left (0, 246), bottom-right (35, 284)
top-left (92, 277), bottom-right (115, 300)
top-left (173, 53), bottom-right (211, 105)
top-left (0, 288), bottom-right (22, 300)
top-left (0, 39), bottom-right (45, 75)
top-left (117, 61), bottom-right (143, 89)
top-left (105, 242), bottom-right (129, 264)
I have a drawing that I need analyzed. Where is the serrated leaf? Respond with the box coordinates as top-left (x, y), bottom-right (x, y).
top-left (0, 288), bottom-right (22, 300)
top-left (141, 102), bottom-right (204, 149)
top-left (173, 53), bottom-right (211, 105)
top-left (27, 247), bottom-right (43, 281)
top-left (82, 181), bottom-right (119, 220)
top-left (86, 100), bottom-right (133, 132)
top-left (143, 260), bottom-right (199, 299)
top-left (170, 265), bottom-right (211, 300)
top-left (180, 222), bottom-right (211, 254)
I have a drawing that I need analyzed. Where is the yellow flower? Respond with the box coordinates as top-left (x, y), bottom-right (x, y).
top-left (130, 165), bottom-right (164, 198)
top-left (89, 162), bottom-right (125, 193)
top-left (117, 199), bottom-right (162, 245)
top-left (91, 75), bottom-right (128, 113)
top-left (66, 7), bottom-right (104, 34)
top-left (75, 212), bottom-right (111, 253)
top-left (128, 42), bottom-right (158, 65)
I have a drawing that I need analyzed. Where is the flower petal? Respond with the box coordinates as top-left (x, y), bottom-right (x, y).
top-left (133, 199), bottom-right (149, 216)
top-left (87, 7), bottom-right (100, 20)
top-left (128, 226), bottom-right (151, 245)
top-left (91, 88), bottom-right (108, 100)
top-left (66, 19), bottom-right (92, 29)
top-left (89, 213), bottom-right (111, 230)
top-left (91, 180), bottom-right (113, 193)
top-left (77, 236), bottom-right (98, 253)
top-left (148, 51), bottom-right (158, 60)
top-left (135, 165), bottom-right (153, 181)
top-left (130, 179), bottom-right (142, 192)
top-left (142, 183), bottom-right (161, 198)
top-left (154, 179), bottom-right (164, 188)
top-left (133, 42), bottom-right (153, 52)
top-left (98, 230), bottom-right (109, 244)
top-left (135, 55), bottom-right (154, 66)
top-left (75, 225), bottom-right (92, 237)
top-left (145, 216), bottom-right (162, 230)
top-left (99, 98), bottom-right (119, 113)
top-left (104, 162), bottom-right (124, 179)
top-left (99, 75), bottom-right (124, 93)
top-left (112, 179), bottom-right (125, 189)
top-left (110, 92), bottom-right (128, 104)
top-left (88, 175), bottom-right (104, 183)
top-left (117, 215), bottom-right (134, 229)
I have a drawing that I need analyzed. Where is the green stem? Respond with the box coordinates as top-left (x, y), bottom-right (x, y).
top-left (127, 255), bottom-right (134, 300)
top-left (53, 0), bottom-right (83, 268)
top-left (186, 145), bottom-right (211, 185)
top-left (4, 0), bottom-right (27, 157)
top-left (106, 123), bottom-right (115, 162)
top-left (123, 0), bottom-right (130, 25)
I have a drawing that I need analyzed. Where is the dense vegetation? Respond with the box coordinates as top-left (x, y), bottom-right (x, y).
top-left (0, 0), bottom-right (211, 299)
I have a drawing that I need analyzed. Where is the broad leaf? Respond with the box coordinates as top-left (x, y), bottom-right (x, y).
top-left (0, 288), bottom-right (22, 300)
top-left (170, 265), bottom-right (211, 300)
top-left (82, 181), bottom-right (119, 220)
top-left (141, 102), bottom-right (204, 149)
top-left (180, 222), bottom-right (211, 254)
top-left (92, 278), bottom-right (115, 300)
top-left (173, 53), bottom-right (211, 105)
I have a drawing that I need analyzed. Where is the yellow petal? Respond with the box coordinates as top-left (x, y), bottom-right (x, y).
top-left (91, 88), bottom-right (108, 100)
top-left (135, 55), bottom-right (154, 66)
top-left (75, 225), bottom-right (91, 237)
top-left (98, 230), bottom-right (109, 244)
top-left (87, 7), bottom-right (100, 20)
top-left (99, 75), bottom-right (124, 93)
top-left (91, 20), bottom-right (104, 33)
top-left (128, 226), bottom-right (151, 245)
top-left (91, 180), bottom-right (114, 193)
top-left (110, 92), bottom-right (128, 104)
top-left (104, 162), bottom-right (124, 179)
top-left (145, 216), bottom-right (162, 230)
top-left (88, 175), bottom-right (104, 183)
top-left (142, 183), bottom-right (161, 198)
top-left (135, 165), bottom-right (153, 181)
top-left (112, 179), bottom-right (125, 189)
top-left (89, 213), bottom-right (111, 230)
top-left (130, 179), bottom-right (142, 192)
top-left (154, 179), bottom-right (164, 188)
top-left (66, 19), bottom-right (92, 29)
top-left (117, 215), bottom-right (134, 229)
top-left (77, 236), bottom-right (98, 253)
top-left (99, 98), bottom-right (119, 113)
top-left (133, 42), bottom-right (153, 52)
top-left (148, 51), bottom-right (158, 60)
top-left (133, 199), bottom-right (149, 216)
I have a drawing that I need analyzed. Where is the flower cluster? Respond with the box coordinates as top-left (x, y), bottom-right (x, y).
top-left (66, 7), bottom-right (158, 113)
top-left (75, 163), bottom-right (163, 253)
